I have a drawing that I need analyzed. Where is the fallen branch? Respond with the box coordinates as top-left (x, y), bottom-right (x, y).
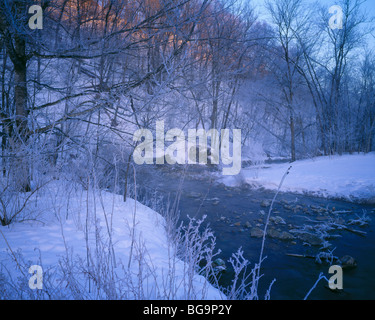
top-left (286, 253), bottom-right (315, 259)
top-left (331, 223), bottom-right (367, 237)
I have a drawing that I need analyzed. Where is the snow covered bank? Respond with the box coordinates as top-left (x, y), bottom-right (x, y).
top-left (220, 153), bottom-right (375, 203)
top-left (0, 180), bottom-right (224, 300)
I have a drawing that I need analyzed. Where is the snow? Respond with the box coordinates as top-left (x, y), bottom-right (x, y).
top-left (0, 180), bottom-right (224, 300)
top-left (219, 152), bottom-right (375, 202)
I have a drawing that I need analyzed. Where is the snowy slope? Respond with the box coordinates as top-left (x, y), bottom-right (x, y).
top-left (219, 152), bottom-right (375, 202)
top-left (0, 180), bottom-right (224, 300)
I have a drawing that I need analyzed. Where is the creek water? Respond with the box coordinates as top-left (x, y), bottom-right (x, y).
top-left (134, 165), bottom-right (375, 300)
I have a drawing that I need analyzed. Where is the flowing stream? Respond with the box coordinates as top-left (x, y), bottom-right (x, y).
top-left (133, 164), bottom-right (375, 300)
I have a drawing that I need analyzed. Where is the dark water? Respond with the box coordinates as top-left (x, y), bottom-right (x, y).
top-left (134, 165), bottom-right (375, 300)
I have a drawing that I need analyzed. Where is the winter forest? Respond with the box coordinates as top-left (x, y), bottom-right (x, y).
top-left (0, 0), bottom-right (375, 301)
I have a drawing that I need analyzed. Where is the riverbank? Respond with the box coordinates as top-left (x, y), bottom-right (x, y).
top-left (218, 152), bottom-right (375, 204)
top-left (0, 180), bottom-right (224, 299)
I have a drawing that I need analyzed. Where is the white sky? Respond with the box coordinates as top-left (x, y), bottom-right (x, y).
top-left (249, 0), bottom-right (375, 20)
top-left (248, 0), bottom-right (375, 50)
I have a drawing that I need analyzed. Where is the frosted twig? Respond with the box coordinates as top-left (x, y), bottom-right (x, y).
top-left (254, 165), bottom-right (292, 297)
top-left (304, 272), bottom-right (329, 300)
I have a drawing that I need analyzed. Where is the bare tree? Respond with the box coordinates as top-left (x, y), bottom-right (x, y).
top-left (264, 0), bottom-right (313, 161)
top-left (295, 0), bottom-right (373, 155)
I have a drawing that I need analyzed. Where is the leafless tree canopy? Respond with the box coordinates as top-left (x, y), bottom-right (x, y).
top-left (0, 0), bottom-right (374, 190)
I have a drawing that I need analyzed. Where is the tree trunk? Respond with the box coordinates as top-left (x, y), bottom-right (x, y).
top-left (0, 1), bottom-right (31, 191)
top-left (290, 114), bottom-right (296, 162)
top-left (12, 35), bottom-right (31, 191)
